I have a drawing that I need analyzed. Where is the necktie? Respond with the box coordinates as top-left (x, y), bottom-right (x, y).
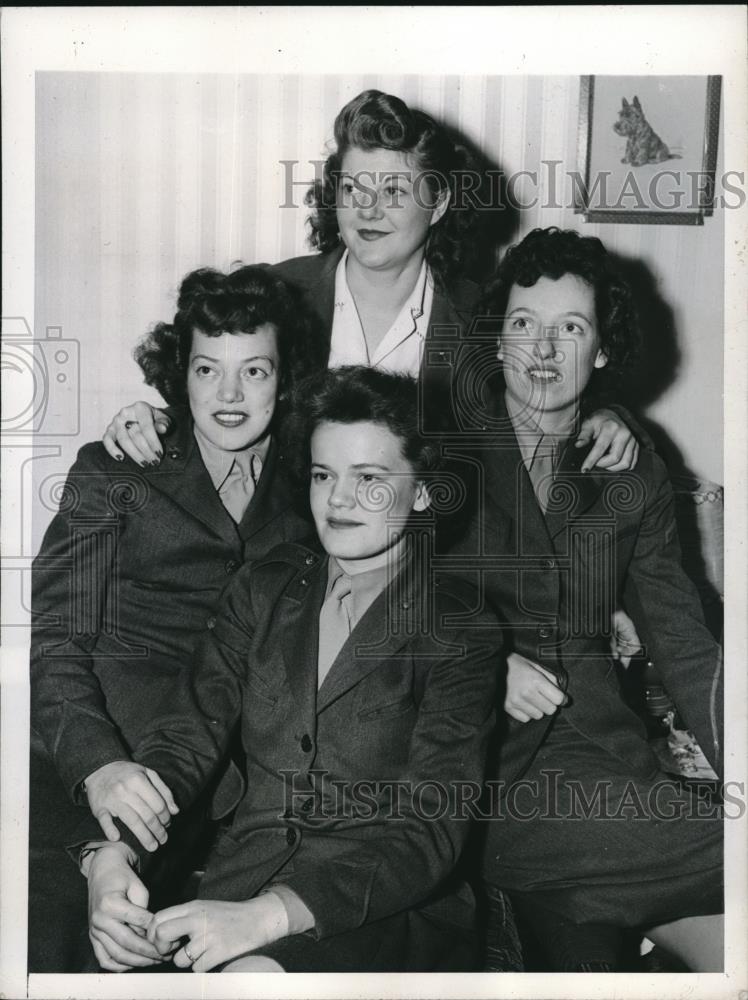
top-left (528, 437), bottom-right (555, 513)
top-left (219, 452), bottom-right (260, 523)
top-left (317, 572), bottom-right (353, 687)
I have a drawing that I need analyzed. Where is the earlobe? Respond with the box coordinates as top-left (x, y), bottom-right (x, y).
top-left (594, 350), bottom-right (608, 370)
top-left (413, 482), bottom-right (430, 512)
top-left (429, 190), bottom-right (450, 227)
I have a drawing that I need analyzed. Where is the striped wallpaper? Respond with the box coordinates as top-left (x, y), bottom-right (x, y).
top-left (33, 71), bottom-right (724, 542)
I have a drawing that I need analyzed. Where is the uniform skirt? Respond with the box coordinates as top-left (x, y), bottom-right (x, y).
top-left (484, 713), bottom-right (723, 927)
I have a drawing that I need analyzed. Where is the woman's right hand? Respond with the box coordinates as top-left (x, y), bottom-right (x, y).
top-left (504, 651), bottom-right (567, 723)
top-left (84, 761), bottom-right (179, 852)
top-left (103, 402), bottom-right (171, 465)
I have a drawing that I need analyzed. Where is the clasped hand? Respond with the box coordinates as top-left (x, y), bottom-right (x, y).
top-left (89, 845), bottom-right (288, 972)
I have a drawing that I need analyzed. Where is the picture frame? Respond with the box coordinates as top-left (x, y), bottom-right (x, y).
top-left (575, 75), bottom-right (721, 225)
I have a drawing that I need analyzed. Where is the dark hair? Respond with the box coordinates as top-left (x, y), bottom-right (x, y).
top-left (285, 365), bottom-right (441, 488)
top-left (133, 265), bottom-right (325, 410)
top-left (305, 90), bottom-right (479, 289)
top-left (480, 227), bottom-right (640, 394)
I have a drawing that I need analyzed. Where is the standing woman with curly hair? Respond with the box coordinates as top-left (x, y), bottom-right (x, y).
top-left (29, 266), bottom-right (324, 972)
top-left (101, 90), bottom-right (641, 474)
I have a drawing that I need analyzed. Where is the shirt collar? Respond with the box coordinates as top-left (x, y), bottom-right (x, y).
top-left (193, 425), bottom-right (271, 492)
top-left (504, 391), bottom-right (578, 471)
top-left (326, 537), bottom-right (409, 629)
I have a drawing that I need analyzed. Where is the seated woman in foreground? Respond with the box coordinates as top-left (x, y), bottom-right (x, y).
top-left (72, 366), bottom-right (502, 973)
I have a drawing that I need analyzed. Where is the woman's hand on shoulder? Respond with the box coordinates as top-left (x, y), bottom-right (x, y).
top-left (84, 760), bottom-right (179, 852)
top-left (575, 408), bottom-right (639, 473)
top-left (103, 402), bottom-right (172, 465)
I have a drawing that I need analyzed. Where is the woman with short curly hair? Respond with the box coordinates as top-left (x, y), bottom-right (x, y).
top-left (28, 264), bottom-right (323, 972)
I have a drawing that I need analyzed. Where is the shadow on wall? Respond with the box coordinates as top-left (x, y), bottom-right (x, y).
top-left (612, 252), bottom-right (723, 636)
top-left (438, 119), bottom-right (521, 285)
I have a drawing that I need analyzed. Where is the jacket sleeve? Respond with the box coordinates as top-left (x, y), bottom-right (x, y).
top-left (66, 565), bottom-right (255, 863)
top-left (622, 453), bottom-right (722, 775)
top-left (128, 575), bottom-right (251, 809)
top-left (31, 444), bottom-right (136, 799)
top-left (280, 597), bottom-right (499, 939)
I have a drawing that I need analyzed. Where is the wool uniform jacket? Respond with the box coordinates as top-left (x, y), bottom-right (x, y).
top-left (269, 247), bottom-right (479, 428)
top-left (438, 390), bottom-right (723, 792)
top-left (75, 542), bottom-right (500, 943)
top-left (30, 407), bottom-right (310, 806)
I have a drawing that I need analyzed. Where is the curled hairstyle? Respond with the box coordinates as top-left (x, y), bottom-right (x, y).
top-left (286, 365), bottom-right (442, 492)
top-left (305, 90), bottom-right (479, 289)
top-left (133, 265), bottom-right (325, 410)
top-left (481, 227), bottom-right (640, 394)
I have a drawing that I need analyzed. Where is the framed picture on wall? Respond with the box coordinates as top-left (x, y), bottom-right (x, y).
top-left (575, 75), bottom-right (721, 224)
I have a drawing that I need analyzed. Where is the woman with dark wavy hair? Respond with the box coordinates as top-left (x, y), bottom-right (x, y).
top-left (467, 228), bottom-right (723, 972)
top-left (29, 265), bottom-right (322, 972)
top-left (101, 90), bottom-right (640, 475)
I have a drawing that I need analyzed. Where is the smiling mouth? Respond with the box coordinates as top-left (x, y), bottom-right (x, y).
top-left (213, 411), bottom-right (249, 426)
top-left (357, 229), bottom-right (389, 241)
top-left (527, 368), bottom-right (562, 383)
top-left (327, 517), bottom-right (364, 529)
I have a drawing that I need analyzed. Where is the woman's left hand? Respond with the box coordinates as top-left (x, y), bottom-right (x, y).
top-left (575, 408), bottom-right (639, 473)
top-left (148, 895), bottom-right (289, 972)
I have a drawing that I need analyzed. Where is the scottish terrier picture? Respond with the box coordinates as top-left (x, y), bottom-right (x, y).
top-left (613, 96), bottom-right (680, 167)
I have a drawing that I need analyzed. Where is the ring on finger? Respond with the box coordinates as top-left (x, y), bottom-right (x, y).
top-left (183, 942), bottom-right (196, 964)
top-left (124, 420), bottom-right (139, 429)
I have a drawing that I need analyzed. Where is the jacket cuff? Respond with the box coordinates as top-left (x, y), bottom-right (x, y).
top-left (54, 722), bottom-right (132, 804)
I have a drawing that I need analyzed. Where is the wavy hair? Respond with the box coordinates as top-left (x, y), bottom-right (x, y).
top-left (305, 90), bottom-right (482, 289)
top-left (480, 227), bottom-right (640, 398)
top-left (285, 365), bottom-right (442, 493)
top-left (133, 265), bottom-right (326, 412)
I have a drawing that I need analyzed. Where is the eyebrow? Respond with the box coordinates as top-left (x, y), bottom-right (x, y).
top-left (339, 172), bottom-right (411, 185)
top-left (506, 307), bottom-right (592, 322)
top-left (310, 462), bottom-right (391, 472)
top-left (191, 354), bottom-right (276, 366)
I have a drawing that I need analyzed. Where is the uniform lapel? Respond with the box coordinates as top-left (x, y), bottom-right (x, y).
top-left (279, 554), bottom-right (328, 725)
top-left (142, 410), bottom-right (237, 544)
top-left (238, 439), bottom-right (295, 542)
top-left (315, 563), bottom-right (418, 715)
top-left (420, 279), bottom-right (479, 420)
top-left (542, 440), bottom-right (607, 542)
top-left (298, 246), bottom-right (343, 346)
top-left (480, 395), bottom-right (554, 556)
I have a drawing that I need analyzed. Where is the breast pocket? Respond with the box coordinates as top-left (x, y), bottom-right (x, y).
top-left (242, 672), bottom-right (279, 707)
top-left (357, 693), bottom-right (416, 722)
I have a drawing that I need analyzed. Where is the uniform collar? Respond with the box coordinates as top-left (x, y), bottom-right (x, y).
top-left (193, 425), bottom-right (271, 492)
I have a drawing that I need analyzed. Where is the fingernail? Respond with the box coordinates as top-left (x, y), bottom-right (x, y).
top-left (115, 453), bottom-right (124, 462)
top-left (155, 449), bottom-right (163, 458)
top-left (150, 460), bottom-right (160, 467)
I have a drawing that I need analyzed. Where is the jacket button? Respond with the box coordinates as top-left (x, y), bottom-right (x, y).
top-left (305, 554), bottom-right (315, 566)
top-left (538, 627), bottom-right (553, 639)
top-left (286, 828), bottom-right (297, 845)
top-left (545, 559), bottom-right (556, 569)
top-left (167, 448), bottom-right (181, 460)
top-left (225, 560), bottom-right (239, 574)
top-left (300, 734), bottom-right (313, 752)
top-left (206, 616), bottom-right (217, 629)
top-left (300, 577), bottom-right (308, 586)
